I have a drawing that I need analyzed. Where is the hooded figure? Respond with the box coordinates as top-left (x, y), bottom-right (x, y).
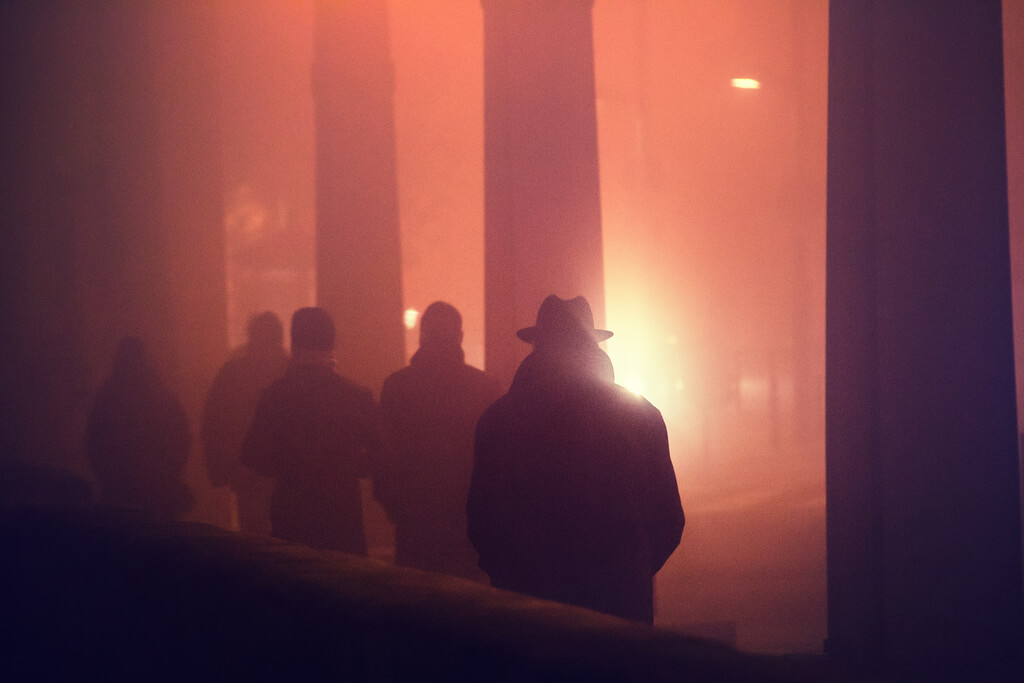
top-left (86, 337), bottom-right (193, 519)
top-left (241, 307), bottom-right (383, 553)
top-left (377, 302), bottom-right (502, 580)
top-left (467, 295), bottom-right (684, 622)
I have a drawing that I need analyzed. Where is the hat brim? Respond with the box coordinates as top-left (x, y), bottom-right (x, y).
top-left (516, 326), bottom-right (613, 343)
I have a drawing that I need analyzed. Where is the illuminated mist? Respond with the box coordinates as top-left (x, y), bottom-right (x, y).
top-left (593, 2), bottom-right (828, 653)
top-left (213, 0), bottom-right (1024, 654)
top-left (4, 0), bottom-right (1020, 659)
top-left (222, 0), bottom-right (829, 653)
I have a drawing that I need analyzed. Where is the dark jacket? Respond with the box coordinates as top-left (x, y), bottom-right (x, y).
top-left (241, 362), bottom-right (382, 554)
top-left (377, 344), bottom-right (502, 579)
top-left (467, 348), bottom-right (684, 622)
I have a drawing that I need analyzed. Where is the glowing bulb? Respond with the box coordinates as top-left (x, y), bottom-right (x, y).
top-left (403, 308), bottom-right (419, 330)
top-left (731, 78), bottom-right (761, 89)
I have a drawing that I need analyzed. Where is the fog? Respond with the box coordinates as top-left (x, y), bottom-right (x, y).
top-left (216, 0), bottom-right (827, 652)
top-left (3, 0), bottom-right (1022, 657)
top-left (594, 1), bottom-right (828, 652)
top-left (211, 0), bottom-right (1024, 653)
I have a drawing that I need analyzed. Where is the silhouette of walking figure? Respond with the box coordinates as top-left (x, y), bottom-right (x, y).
top-left (467, 295), bottom-right (684, 623)
top-left (241, 307), bottom-right (384, 554)
top-left (377, 302), bottom-right (502, 580)
top-left (86, 336), bottom-right (193, 519)
top-left (201, 312), bottom-right (289, 534)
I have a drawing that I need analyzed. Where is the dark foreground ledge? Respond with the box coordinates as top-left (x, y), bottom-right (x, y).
top-left (2, 508), bottom-right (846, 681)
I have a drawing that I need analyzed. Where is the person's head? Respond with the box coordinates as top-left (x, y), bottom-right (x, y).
top-left (290, 307), bottom-right (335, 353)
top-left (247, 311), bottom-right (284, 352)
top-left (419, 301), bottom-right (463, 349)
top-left (113, 336), bottom-right (147, 372)
top-left (110, 336), bottom-right (157, 384)
top-left (516, 295), bottom-right (612, 352)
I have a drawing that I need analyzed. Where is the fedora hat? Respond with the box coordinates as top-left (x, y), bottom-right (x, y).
top-left (516, 295), bottom-right (613, 344)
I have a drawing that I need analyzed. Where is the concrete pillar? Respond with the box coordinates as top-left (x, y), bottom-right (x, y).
top-left (482, 0), bottom-right (605, 385)
top-left (313, 0), bottom-right (405, 394)
top-left (826, 1), bottom-right (1023, 677)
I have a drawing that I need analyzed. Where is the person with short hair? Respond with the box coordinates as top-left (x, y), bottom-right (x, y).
top-left (377, 302), bottom-right (502, 580)
top-left (241, 307), bottom-right (383, 553)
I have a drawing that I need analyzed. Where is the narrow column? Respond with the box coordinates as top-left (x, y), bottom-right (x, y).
top-left (313, 0), bottom-right (404, 393)
top-left (826, 1), bottom-right (1022, 677)
top-left (482, 0), bottom-right (605, 385)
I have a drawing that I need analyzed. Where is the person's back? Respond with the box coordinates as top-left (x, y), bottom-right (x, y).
top-left (201, 312), bottom-right (288, 534)
top-left (467, 296), bottom-right (684, 622)
top-left (377, 302), bottom-right (502, 579)
top-left (86, 337), bottom-right (193, 519)
top-left (241, 308), bottom-right (382, 554)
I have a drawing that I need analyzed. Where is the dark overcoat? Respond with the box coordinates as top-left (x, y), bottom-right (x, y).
top-left (467, 350), bottom-right (684, 623)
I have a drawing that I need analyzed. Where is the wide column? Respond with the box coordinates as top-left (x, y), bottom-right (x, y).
top-left (0, 3), bottom-right (226, 496)
top-left (313, 0), bottom-right (404, 393)
top-left (826, 1), bottom-right (1023, 678)
top-left (482, 0), bottom-right (605, 385)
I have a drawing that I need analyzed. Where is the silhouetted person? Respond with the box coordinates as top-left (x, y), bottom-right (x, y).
top-left (86, 337), bottom-right (193, 519)
top-left (467, 295), bottom-right (685, 623)
top-left (241, 307), bottom-right (383, 553)
top-left (376, 302), bottom-right (502, 580)
top-left (201, 312), bottom-right (288, 534)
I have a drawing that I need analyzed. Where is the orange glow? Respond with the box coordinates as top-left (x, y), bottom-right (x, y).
top-left (220, 0), bottom-right (831, 656)
top-left (593, 0), bottom-right (828, 654)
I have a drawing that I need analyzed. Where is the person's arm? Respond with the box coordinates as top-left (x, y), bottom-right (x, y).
top-left (240, 392), bottom-right (279, 478)
top-left (356, 386), bottom-right (396, 522)
top-left (166, 395), bottom-right (191, 474)
top-left (199, 367), bottom-right (233, 487)
top-left (467, 406), bottom-right (507, 576)
top-left (642, 405), bottom-right (685, 574)
top-left (349, 386), bottom-right (393, 489)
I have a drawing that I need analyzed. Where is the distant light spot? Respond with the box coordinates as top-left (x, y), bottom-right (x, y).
top-left (731, 78), bottom-right (761, 89)
top-left (403, 308), bottom-right (419, 330)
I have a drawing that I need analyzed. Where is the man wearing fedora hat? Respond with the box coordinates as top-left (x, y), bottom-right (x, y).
top-left (467, 295), bottom-right (684, 623)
